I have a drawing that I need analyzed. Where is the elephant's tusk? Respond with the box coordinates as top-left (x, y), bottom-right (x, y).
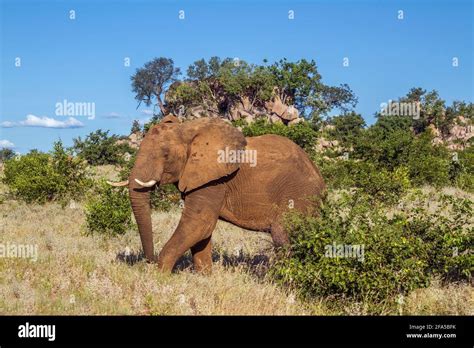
top-left (134, 179), bottom-right (157, 187)
top-left (106, 180), bottom-right (129, 187)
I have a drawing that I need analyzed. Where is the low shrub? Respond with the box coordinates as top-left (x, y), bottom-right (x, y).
top-left (317, 159), bottom-right (411, 204)
top-left (0, 148), bottom-right (16, 162)
top-left (73, 129), bottom-right (134, 166)
top-left (238, 118), bottom-right (318, 151)
top-left (84, 179), bottom-right (133, 235)
top-left (453, 146), bottom-right (474, 192)
top-left (271, 190), bottom-right (472, 312)
top-left (2, 141), bottom-right (91, 204)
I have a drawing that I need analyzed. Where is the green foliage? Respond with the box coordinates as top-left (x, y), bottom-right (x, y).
top-left (131, 120), bottom-right (142, 134)
top-left (327, 112), bottom-right (366, 147)
top-left (268, 58), bottom-right (357, 116)
top-left (166, 57), bottom-right (357, 118)
top-left (348, 122), bottom-right (452, 187)
top-left (271, 190), bottom-right (472, 311)
top-left (187, 56), bottom-right (221, 80)
top-left (352, 121), bottom-right (415, 170)
top-left (452, 146), bottom-right (474, 192)
top-left (85, 180), bottom-right (133, 235)
top-left (170, 83), bottom-right (201, 105)
top-left (0, 148), bottom-right (15, 161)
top-left (131, 57), bottom-right (181, 114)
top-left (317, 159), bottom-right (411, 204)
top-left (405, 132), bottom-right (451, 186)
top-left (2, 141), bottom-right (91, 204)
top-left (143, 114), bottom-right (161, 133)
top-left (239, 118), bottom-right (318, 151)
top-left (73, 130), bottom-right (134, 166)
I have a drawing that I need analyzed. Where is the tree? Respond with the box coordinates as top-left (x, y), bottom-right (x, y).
top-left (164, 57), bottom-right (358, 120)
top-left (401, 88), bottom-right (446, 134)
top-left (328, 112), bottom-right (366, 147)
top-left (131, 57), bottom-right (181, 115)
top-left (73, 130), bottom-right (132, 165)
top-left (268, 58), bottom-right (357, 117)
top-left (0, 148), bottom-right (15, 161)
top-left (143, 114), bottom-right (161, 133)
top-left (130, 120), bottom-right (141, 134)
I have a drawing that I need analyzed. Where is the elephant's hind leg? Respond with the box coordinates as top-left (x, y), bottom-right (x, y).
top-left (270, 222), bottom-right (290, 248)
top-left (191, 236), bottom-right (212, 274)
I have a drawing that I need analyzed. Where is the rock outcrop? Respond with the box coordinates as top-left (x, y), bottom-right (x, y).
top-left (431, 116), bottom-right (473, 150)
top-left (165, 88), bottom-right (305, 125)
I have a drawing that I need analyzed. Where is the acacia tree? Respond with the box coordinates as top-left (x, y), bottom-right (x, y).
top-left (0, 148), bottom-right (15, 161)
top-left (130, 120), bottom-right (141, 134)
top-left (165, 57), bottom-right (358, 120)
top-left (131, 57), bottom-right (181, 116)
top-left (268, 58), bottom-right (357, 117)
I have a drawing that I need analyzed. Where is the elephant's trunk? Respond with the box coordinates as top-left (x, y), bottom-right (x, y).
top-left (129, 173), bottom-right (156, 262)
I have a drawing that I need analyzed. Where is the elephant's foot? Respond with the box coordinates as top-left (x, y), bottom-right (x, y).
top-left (191, 236), bottom-right (213, 274)
top-left (156, 251), bottom-right (177, 273)
top-left (270, 222), bottom-right (290, 248)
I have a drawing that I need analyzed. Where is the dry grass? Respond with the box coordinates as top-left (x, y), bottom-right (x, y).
top-left (404, 279), bottom-right (473, 315)
top-left (0, 200), bottom-right (312, 315)
top-left (0, 166), bottom-right (472, 315)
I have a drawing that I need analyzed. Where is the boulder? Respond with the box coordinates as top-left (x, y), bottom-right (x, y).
top-left (128, 132), bottom-right (143, 149)
top-left (186, 105), bottom-right (206, 119)
top-left (270, 114), bottom-right (283, 124)
top-left (264, 100), bottom-right (274, 113)
top-left (288, 117), bottom-right (304, 125)
top-left (239, 110), bottom-right (255, 124)
top-left (271, 95), bottom-right (288, 117)
top-left (428, 124), bottom-right (441, 137)
top-left (253, 107), bottom-right (267, 116)
top-left (281, 105), bottom-right (299, 121)
top-left (241, 96), bottom-right (252, 111)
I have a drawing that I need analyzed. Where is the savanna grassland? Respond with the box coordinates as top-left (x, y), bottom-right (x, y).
top-left (1, 57), bottom-right (473, 315)
top-left (0, 165), bottom-right (472, 315)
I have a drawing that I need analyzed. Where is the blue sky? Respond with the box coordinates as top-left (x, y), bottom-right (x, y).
top-left (1, 0), bottom-right (472, 153)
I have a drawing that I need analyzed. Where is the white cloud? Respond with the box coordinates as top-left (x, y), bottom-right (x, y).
top-left (0, 139), bottom-right (15, 148)
top-left (141, 109), bottom-right (154, 116)
top-left (104, 112), bottom-right (121, 119)
top-left (1, 114), bottom-right (84, 128)
top-left (0, 121), bottom-right (15, 128)
top-left (138, 117), bottom-right (151, 125)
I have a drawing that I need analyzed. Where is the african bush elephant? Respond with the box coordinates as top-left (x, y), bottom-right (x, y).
top-left (108, 116), bottom-right (326, 273)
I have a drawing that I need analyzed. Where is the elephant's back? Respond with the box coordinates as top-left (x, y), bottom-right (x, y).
top-left (220, 134), bottom-right (326, 230)
top-left (244, 134), bottom-right (322, 181)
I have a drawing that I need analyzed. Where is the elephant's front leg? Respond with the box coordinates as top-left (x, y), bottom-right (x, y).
top-left (157, 183), bottom-right (225, 273)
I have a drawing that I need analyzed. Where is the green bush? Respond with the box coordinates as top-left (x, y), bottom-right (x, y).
top-left (317, 159), bottom-right (410, 204)
top-left (2, 141), bottom-right (91, 204)
top-left (239, 118), bottom-right (318, 151)
top-left (327, 112), bottom-right (366, 148)
top-left (0, 148), bottom-right (15, 162)
top-left (271, 190), bottom-right (472, 312)
top-left (73, 129), bottom-right (134, 166)
top-left (405, 132), bottom-right (451, 187)
top-left (453, 146), bottom-right (474, 192)
top-left (84, 180), bottom-right (133, 235)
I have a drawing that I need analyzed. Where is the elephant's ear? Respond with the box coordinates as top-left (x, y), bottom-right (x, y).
top-left (178, 119), bottom-right (247, 193)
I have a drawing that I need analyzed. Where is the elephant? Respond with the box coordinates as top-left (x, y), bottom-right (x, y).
top-left (108, 115), bottom-right (326, 273)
